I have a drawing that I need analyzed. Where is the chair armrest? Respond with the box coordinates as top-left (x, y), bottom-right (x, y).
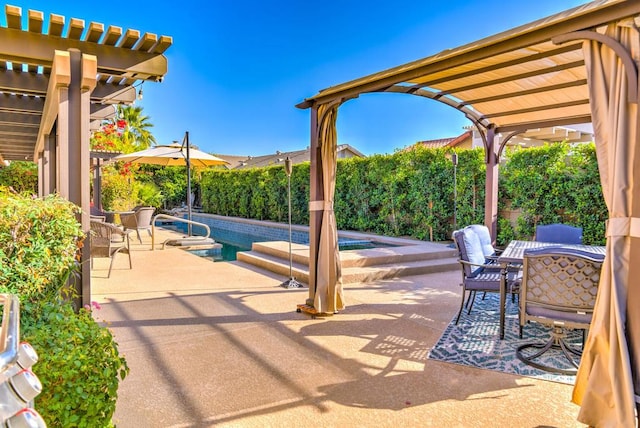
top-left (458, 259), bottom-right (499, 270)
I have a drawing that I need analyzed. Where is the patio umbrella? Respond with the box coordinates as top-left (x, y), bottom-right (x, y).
top-left (571, 20), bottom-right (640, 427)
top-left (113, 131), bottom-right (228, 234)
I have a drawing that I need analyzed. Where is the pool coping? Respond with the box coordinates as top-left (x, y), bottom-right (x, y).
top-left (177, 212), bottom-right (439, 248)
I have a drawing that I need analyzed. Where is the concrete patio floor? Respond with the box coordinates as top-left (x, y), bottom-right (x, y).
top-left (90, 229), bottom-right (585, 427)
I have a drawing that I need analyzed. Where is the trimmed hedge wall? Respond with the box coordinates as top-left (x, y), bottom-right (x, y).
top-left (200, 143), bottom-right (607, 245)
top-left (201, 147), bottom-right (483, 242)
top-left (500, 143), bottom-right (606, 245)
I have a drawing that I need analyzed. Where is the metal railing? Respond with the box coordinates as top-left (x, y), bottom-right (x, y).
top-left (0, 294), bottom-right (20, 376)
top-left (151, 214), bottom-right (212, 250)
top-left (0, 294), bottom-right (46, 426)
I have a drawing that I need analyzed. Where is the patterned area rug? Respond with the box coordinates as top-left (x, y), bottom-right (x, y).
top-left (428, 293), bottom-right (582, 384)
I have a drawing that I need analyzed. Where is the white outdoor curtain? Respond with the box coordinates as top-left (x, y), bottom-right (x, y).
top-left (313, 102), bottom-right (344, 313)
top-left (573, 19), bottom-right (640, 428)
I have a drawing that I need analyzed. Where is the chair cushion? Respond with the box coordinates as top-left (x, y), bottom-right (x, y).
top-left (467, 224), bottom-right (495, 258)
top-left (525, 306), bottom-right (592, 326)
top-left (462, 228), bottom-right (486, 277)
top-left (535, 224), bottom-right (583, 244)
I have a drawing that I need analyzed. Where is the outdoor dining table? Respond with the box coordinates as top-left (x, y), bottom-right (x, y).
top-left (496, 240), bottom-right (607, 340)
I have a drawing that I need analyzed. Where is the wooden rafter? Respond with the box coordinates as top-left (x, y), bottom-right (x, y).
top-left (0, 5), bottom-right (172, 161)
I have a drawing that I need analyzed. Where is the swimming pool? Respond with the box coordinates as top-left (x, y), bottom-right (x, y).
top-left (157, 219), bottom-right (399, 262)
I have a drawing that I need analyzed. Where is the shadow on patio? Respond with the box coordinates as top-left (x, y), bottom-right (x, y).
top-left (91, 229), bottom-right (582, 427)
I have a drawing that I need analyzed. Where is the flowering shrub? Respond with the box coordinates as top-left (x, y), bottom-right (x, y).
top-left (0, 189), bottom-right (128, 426)
top-left (0, 188), bottom-right (83, 300)
top-left (90, 122), bottom-right (122, 151)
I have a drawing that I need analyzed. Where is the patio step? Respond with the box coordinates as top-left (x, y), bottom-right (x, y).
top-left (235, 240), bottom-right (459, 284)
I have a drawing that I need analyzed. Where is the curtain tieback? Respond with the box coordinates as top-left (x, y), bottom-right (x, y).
top-left (309, 200), bottom-right (334, 211)
top-left (606, 217), bottom-right (640, 238)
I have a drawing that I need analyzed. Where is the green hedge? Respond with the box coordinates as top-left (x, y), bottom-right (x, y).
top-left (0, 161), bottom-right (38, 195)
top-left (201, 162), bottom-right (310, 225)
top-left (201, 148), bottom-right (484, 242)
top-left (500, 143), bottom-right (606, 245)
top-left (0, 188), bottom-right (128, 427)
top-left (200, 143), bottom-right (607, 245)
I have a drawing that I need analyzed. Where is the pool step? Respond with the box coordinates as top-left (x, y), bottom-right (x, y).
top-left (341, 256), bottom-right (459, 284)
top-left (236, 240), bottom-right (459, 284)
top-left (236, 249), bottom-right (310, 284)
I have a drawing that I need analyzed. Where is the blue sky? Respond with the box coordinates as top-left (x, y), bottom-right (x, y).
top-left (12, 0), bottom-right (588, 155)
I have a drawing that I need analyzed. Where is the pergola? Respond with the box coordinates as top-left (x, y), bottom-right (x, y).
top-left (0, 5), bottom-right (171, 305)
top-left (298, 0), bottom-right (640, 426)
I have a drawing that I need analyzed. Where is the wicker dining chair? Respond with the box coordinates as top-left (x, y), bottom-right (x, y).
top-left (90, 220), bottom-right (132, 278)
top-left (120, 207), bottom-right (155, 244)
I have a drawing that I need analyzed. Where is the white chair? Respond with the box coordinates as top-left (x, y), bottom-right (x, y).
top-left (452, 228), bottom-right (520, 324)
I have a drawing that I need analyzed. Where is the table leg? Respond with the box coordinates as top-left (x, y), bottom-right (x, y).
top-left (499, 263), bottom-right (506, 340)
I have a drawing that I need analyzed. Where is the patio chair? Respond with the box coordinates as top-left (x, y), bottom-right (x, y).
top-left (452, 228), bottom-right (521, 324)
top-left (90, 206), bottom-right (115, 223)
top-left (535, 223), bottom-right (583, 244)
top-left (120, 207), bottom-right (155, 244)
top-left (90, 220), bottom-right (132, 278)
top-left (516, 247), bottom-right (604, 375)
top-left (465, 224), bottom-right (502, 261)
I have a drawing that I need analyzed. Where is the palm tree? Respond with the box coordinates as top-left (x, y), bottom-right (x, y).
top-left (115, 105), bottom-right (156, 151)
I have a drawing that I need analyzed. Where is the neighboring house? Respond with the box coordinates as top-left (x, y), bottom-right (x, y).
top-left (409, 126), bottom-right (593, 152)
top-left (216, 144), bottom-right (365, 169)
top-left (412, 131), bottom-right (473, 150)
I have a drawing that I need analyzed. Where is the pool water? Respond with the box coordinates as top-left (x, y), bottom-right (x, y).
top-left (158, 221), bottom-right (255, 262)
top-left (157, 220), bottom-right (398, 262)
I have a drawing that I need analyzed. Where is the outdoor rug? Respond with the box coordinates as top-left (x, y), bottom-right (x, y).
top-left (428, 293), bottom-right (582, 384)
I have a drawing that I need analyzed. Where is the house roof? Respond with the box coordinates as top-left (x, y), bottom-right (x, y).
top-left (217, 144), bottom-right (365, 169)
top-left (297, 0), bottom-right (640, 138)
top-left (0, 5), bottom-right (172, 162)
top-left (415, 131), bottom-right (472, 149)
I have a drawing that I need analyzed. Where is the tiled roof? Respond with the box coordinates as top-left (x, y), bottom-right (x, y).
top-left (411, 131), bottom-right (472, 150)
top-left (216, 144), bottom-right (365, 169)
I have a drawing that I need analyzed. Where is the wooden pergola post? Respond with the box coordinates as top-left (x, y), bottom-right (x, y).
top-left (483, 127), bottom-right (499, 241)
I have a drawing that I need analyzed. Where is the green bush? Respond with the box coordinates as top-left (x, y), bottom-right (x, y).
top-left (496, 217), bottom-right (515, 247)
top-left (0, 189), bottom-right (128, 426)
top-left (0, 161), bottom-right (38, 194)
top-left (500, 143), bottom-right (606, 245)
top-left (21, 301), bottom-right (128, 428)
top-left (136, 182), bottom-right (163, 208)
top-left (100, 165), bottom-right (138, 211)
top-left (201, 148), bottom-right (485, 242)
top-left (198, 144), bottom-right (606, 244)
top-left (0, 188), bottom-right (83, 300)
top-left (136, 164), bottom-right (188, 209)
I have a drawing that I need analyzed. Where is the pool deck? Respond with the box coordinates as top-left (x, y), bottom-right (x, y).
top-left (90, 228), bottom-right (585, 427)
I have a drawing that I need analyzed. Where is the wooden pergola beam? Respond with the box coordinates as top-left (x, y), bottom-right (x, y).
top-left (0, 70), bottom-right (137, 103)
top-left (0, 27), bottom-right (169, 80)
